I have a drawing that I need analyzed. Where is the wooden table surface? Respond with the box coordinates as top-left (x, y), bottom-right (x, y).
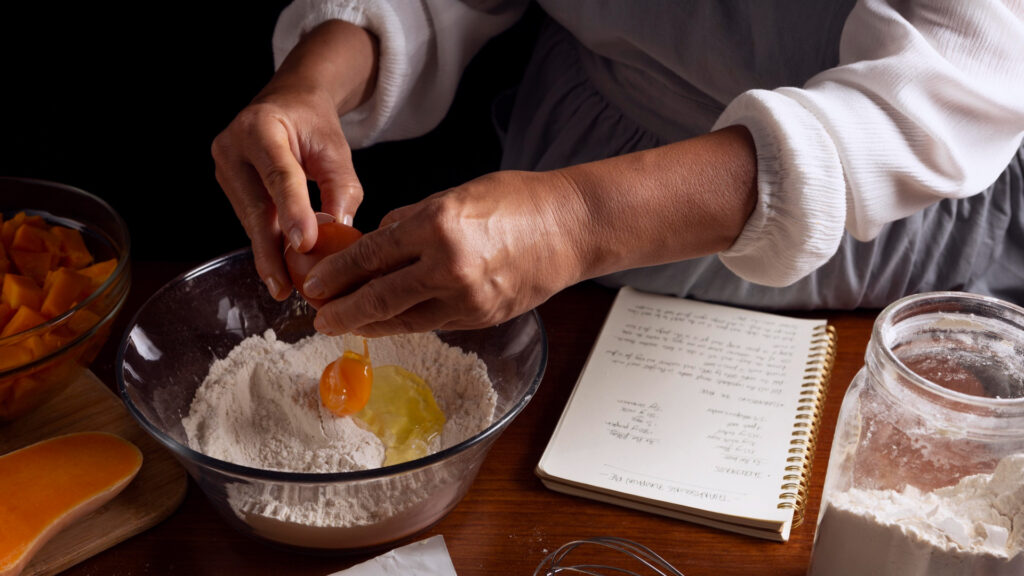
top-left (70, 260), bottom-right (878, 576)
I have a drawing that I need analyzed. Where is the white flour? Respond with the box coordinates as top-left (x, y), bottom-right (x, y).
top-left (183, 329), bottom-right (496, 472)
top-left (809, 453), bottom-right (1024, 575)
top-left (181, 329), bottom-right (498, 544)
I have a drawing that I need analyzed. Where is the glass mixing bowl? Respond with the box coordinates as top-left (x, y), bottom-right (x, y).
top-left (117, 248), bottom-right (546, 552)
top-left (0, 177), bottom-right (131, 421)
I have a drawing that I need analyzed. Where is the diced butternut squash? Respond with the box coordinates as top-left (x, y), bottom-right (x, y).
top-left (78, 259), bottom-right (117, 289)
top-left (1, 213), bottom-right (25, 250)
top-left (51, 226), bottom-right (93, 269)
top-left (0, 242), bottom-right (8, 276)
top-left (20, 336), bottom-right (49, 361)
top-left (0, 345), bottom-right (32, 372)
top-left (10, 225), bottom-right (59, 257)
top-left (0, 303), bottom-right (13, 332)
top-left (7, 251), bottom-right (51, 286)
top-left (65, 309), bottom-right (101, 336)
top-left (0, 307), bottom-right (47, 339)
top-left (0, 211), bottom-right (120, 421)
top-left (1, 275), bottom-right (43, 312)
top-left (0, 432), bottom-right (143, 576)
top-left (40, 268), bottom-right (91, 318)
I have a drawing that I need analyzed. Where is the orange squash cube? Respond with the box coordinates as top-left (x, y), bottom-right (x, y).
top-left (1, 212), bottom-right (26, 250)
top-left (0, 302), bottom-right (13, 333)
top-left (0, 344), bottom-right (33, 371)
top-left (66, 308), bottom-right (101, 336)
top-left (11, 224), bottom-right (60, 256)
top-left (78, 259), bottom-right (117, 290)
top-left (41, 268), bottom-right (92, 318)
top-left (0, 306), bottom-right (48, 338)
top-left (9, 249), bottom-right (53, 285)
top-left (2, 274), bottom-right (44, 312)
top-left (51, 226), bottom-right (94, 269)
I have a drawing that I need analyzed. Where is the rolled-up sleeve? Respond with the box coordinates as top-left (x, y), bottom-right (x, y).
top-left (273, 0), bottom-right (528, 147)
top-left (714, 0), bottom-right (1024, 287)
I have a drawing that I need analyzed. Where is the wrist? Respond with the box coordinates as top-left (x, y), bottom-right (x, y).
top-left (551, 126), bottom-right (758, 280)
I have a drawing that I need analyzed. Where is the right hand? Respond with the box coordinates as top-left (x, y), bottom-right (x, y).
top-left (211, 85), bottom-right (363, 300)
top-left (211, 20), bottom-right (378, 300)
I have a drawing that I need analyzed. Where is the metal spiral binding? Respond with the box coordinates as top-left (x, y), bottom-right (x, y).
top-left (776, 324), bottom-right (837, 527)
top-left (534, 537), bottom-right (686, 576)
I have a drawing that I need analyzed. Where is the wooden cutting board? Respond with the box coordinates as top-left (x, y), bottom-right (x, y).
top-left (0, 369), bottom-right (188, 576)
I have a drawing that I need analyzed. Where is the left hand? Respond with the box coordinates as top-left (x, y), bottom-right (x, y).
top-left (301, 169), bottom-right (588, 336)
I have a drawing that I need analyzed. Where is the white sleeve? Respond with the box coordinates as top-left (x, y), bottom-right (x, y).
top-left (272, 0), bottom-right (528, 148)
top-left (713, 0), bottom-right (1024, 287)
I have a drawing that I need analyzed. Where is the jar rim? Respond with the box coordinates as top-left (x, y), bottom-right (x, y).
top-left (873, 291), bottom-right (1024, 410)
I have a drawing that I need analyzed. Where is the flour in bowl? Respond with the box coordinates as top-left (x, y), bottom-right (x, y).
top-left (182, 329), bottom-right (497, 473)
top-left (180, 329), bottom-right (499, 546)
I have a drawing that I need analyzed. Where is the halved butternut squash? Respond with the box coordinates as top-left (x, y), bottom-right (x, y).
top-left (0, 432), bottom-right (143, 576)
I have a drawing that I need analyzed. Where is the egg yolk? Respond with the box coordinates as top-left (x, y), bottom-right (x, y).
top-left (319, 341), bottom-right (446, 466)
top-left (319, 339), bottom-right (373, 417)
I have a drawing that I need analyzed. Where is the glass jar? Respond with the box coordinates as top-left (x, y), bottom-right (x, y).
top-left (808, 292), bottom-right (1024, 576)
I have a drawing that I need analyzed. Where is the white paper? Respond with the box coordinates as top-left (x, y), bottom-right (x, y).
top-left (537, 287), bottom-right (826, 524)
top-left (327, 535), bottom-right (458, 576)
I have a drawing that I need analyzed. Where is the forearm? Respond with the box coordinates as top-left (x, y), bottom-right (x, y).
top-left (554, 125), bottom-right (758, 282)
top-left (263, 19), bottom-right (379, 116)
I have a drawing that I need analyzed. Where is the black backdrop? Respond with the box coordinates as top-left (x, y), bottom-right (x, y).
top-left (0, 3), bottom-right (541, 261)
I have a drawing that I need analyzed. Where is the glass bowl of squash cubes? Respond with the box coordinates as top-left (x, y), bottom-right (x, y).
top-left (0, 178), bottom-right (130, 421)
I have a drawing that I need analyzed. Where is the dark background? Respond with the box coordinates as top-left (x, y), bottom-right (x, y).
top-left (0, 3), bottom-right (541, 262)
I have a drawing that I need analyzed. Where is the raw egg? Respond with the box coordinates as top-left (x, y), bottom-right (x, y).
top-left (319, 341), bottom-right (446, 466)
top-left (283, 212), bottom-right (362, 308)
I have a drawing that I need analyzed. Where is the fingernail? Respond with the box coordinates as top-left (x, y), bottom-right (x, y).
top-left (265, 276), bottom-right (283, 298)
top-left (341, 213), bottom-right (353, 226)
top-left (288, 227), bottom-right (304, 250)
top-left (303, 274), bottom-right (324, 298)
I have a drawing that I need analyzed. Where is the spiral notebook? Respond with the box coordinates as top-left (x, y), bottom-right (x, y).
top-left (536, 287), bottom-right (837, 542)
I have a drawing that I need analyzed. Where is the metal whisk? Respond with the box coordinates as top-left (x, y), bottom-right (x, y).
top-left (533, 537), bottom-right (686, 576)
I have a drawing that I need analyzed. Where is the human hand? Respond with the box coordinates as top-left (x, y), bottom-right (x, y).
top-left (212, 86), bottom-right (363, 299)
top-left (211, 20), bottom-right (377, 300)
top-left (300, 170), bottom-right (589, 336)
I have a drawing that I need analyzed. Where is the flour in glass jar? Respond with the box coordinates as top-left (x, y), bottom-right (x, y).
top-left (181, 329), bottom-right (497, 541)
top-left (809, 453), bottom-right (1024, 576)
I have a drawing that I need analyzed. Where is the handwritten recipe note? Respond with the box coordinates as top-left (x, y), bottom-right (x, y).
top-left (536, 287), bottom-right (834, 541)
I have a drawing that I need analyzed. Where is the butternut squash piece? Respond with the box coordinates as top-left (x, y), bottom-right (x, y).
top-left (1, 275), bottom-right (43, 313)
top-left (0, 345), bottom-right (32, 372)
top-left (7, 251), bottom-right (51, 286)
top-left (65, 309), bottom-right (101, 336)
top-left (0, 213), bottom-right (25, 251)
top-left (0, 241), bottom-right (8, 276)
top-left (0, 307), bottom-right (47, 339)
top-left (50, 226), bottom-right (93, 269)
top-left (0, 303), bottom-right (13, 334)
top-left (19, 336), bottom-right (50, 361)
top-left (0, 432), bottom-right (143, 576)
top-left (77, 259), bottom-right (117, 290)
top-left (40, 268), bottom-right (91, 319)
top-left (10, 226), bottom-right (59, 258)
